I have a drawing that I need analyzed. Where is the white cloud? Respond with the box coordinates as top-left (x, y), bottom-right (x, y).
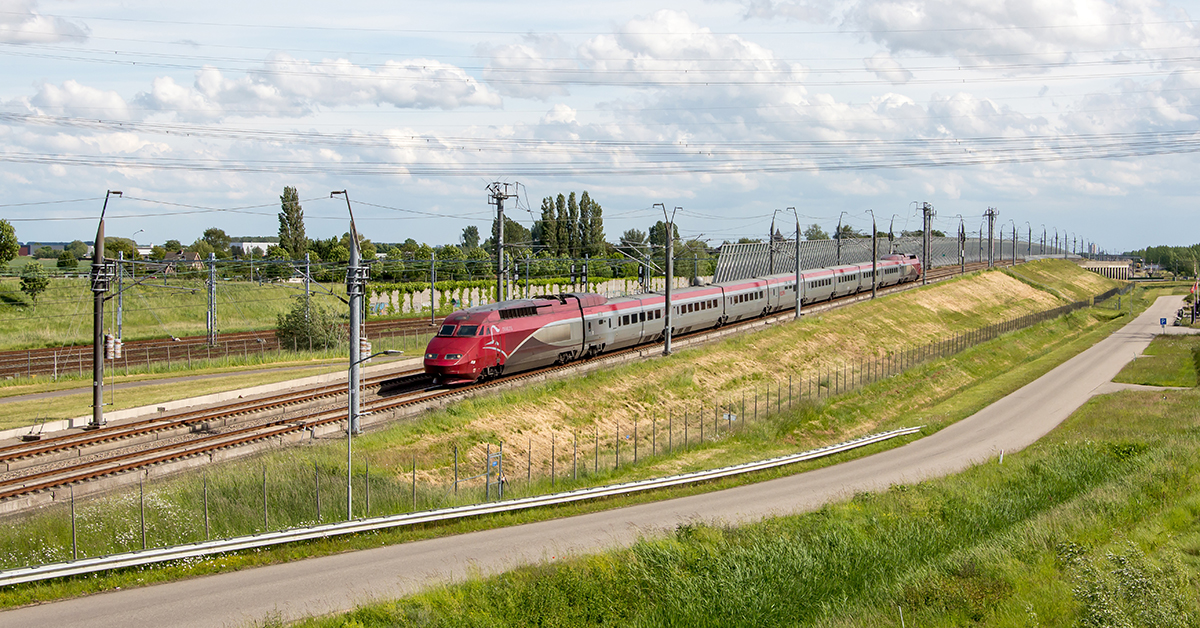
top-left (481, 34), bottom-right (577, 100)
top-left (134, 54), bottom-right (502, 120)
top-left (27, 80), bottom-right (131, 119)
top-left (863, 51), bottom-right (912, 84)
top-left (0, 0), bottom-right (86, 44)
top-left (738, 0), bottom-right (1200, 69)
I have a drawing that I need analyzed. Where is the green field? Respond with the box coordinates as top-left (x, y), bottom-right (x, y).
top-left (1114, 334), bottom-right (1200, 388)
top-left (0, 261), bottom-right (1136, 608)
top-left (300, 387), bottom-right (1200, 627)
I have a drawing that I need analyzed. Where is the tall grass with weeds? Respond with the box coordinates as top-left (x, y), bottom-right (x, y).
top-left (296, 389), bottom-right (1200, 628)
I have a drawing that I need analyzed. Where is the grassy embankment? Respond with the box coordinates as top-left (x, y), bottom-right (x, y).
top-left (0, 260), bottom-right (1135, 607)
top-left (299, 334), bottom-right (1200, 627)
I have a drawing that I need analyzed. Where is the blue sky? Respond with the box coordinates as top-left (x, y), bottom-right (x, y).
top-left (2, 0), bottom-right (1199, 253)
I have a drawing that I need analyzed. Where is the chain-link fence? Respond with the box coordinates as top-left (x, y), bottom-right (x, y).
top-left (714, 236), bottom-right (1073, 283)
top-left (1, 285), bottom-right (1130, 570)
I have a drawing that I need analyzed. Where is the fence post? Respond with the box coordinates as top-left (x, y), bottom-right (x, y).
top-left (551, 434), bottom-right (556, 487)
top-left (140, 476), bottom-right (146, 550)
top-left (668, 410), bottom-right (673, 453)
top-left (204, 471), bottom-right (210, 540)
top-left (527, 438), bottom-right (532, 483)
top-left (594, 426), bottom-right (599, 474)
top-left (71, 485), bottom-right (77, 561)
top-left (574, 432), bottom-right (578, 481)
top-left (314, 463), bottom-right (321, 523)
top-left (634, 421), bottom-right (638, 464)
top-left (411, 453), bottom-right (416, 511)
top-left (453, 446), bottom-right (458, 495)
top-left (262, 465), bottom-right (268, 531)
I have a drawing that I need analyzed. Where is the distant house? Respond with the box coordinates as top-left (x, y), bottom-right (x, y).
top-left (135, 244), bottom-right (154, 258)
top-left (163, 251), bottom-right (204, 272)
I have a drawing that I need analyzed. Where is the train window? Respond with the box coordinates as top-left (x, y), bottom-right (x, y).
top-left (623, 315), bottom-right (631, 325)
top-left (640, 312), bottom-right (646, 322)
top-left (438, 324), bottom-right (456, 337)
top-left (456, 325), bottom-right (479, 337)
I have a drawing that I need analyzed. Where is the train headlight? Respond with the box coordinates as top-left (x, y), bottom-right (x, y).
top-left (425, 352), bottom-right (438, 360)
top-left (445, 353), bottom-right (463, 360)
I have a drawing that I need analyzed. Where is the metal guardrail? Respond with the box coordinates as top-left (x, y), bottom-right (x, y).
top-left (0, 426), bottom-right (921, 587)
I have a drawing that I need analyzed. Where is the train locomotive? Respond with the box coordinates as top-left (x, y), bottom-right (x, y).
top-left (423, 254), bottom-right (921, 385)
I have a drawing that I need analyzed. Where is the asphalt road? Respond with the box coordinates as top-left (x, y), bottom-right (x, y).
top-left (0, 295), bottom-right (1182, 628)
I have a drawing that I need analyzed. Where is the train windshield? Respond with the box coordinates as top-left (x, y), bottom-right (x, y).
top-left (456, 325), bottom-right (479, 337)
top-left (438, 324), bottom-right (456, 337)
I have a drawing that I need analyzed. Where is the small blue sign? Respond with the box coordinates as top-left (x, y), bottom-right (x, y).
top-left (1161, 317), bottom-right (1168, 326)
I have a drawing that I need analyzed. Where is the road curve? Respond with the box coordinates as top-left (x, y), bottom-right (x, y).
top-left (0, 296), bottom-right (1180, 628)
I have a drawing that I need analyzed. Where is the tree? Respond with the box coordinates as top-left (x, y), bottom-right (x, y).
top-left (34, 246), bottom-right (56, 259)
top-left (149, 246), bottom-right (166, 260)
top-left (536, 196), bottom-right (558, 255)
top-left (0, 219), bottom-right (17, 266)
top-left (579, 191), bottom-right (605, 256)
top-left (105, 237), bottom-right (137, 259)
top-left (554, 194), bottom-right (569, 257)
top-left (277, 186), bottom-right (307, 258)
top-left (20, 263), bottom-right (49, 305)
top-left (803, 224), bottom-right (829, 240)
top-left (648, 220), bottom-right (680, 248)
top-left (56, 250), bottom-right (78, 270)
top-left (164, 239), bottom-right (183, 253)
top-left (275, 295), bottom-right (343, 351)
top-left (66, 240), bottom-right (89, 259)
top-left (188, 240), bottom-right (215, 257)
top-left (460, 225), bottom-right (480, 250)
top-left (202, 227), bottom-right (231, 253)
top-left (834, 224), bottom-right (864, 239)
top-left (566, 192), bottom-right (580, 258)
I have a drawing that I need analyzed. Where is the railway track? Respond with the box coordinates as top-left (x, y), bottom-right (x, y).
top-left (0, 317), bottom-right (437, 379)
top-left (0, 259), bottom-right (1005, 508)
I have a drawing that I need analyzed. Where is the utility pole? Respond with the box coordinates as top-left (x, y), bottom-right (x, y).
top-left (768, 212), bottom-right (776, 275)
top-left (117, 251), bottom-right (124, 340)
top-left (487, 182), bottom-right (518, 303)
top-left (659, 204), bottom-right (676, 356)
top-left (984, 207), bottom-right (998, 268)
top-left (430, 250), bottom-right (436, 323)
top-left (333, 191), bottom-right (369, 435)
top-left (207, 253), bottom-right (217, 345)
top-left (836, 212), bottom-right (844, 264)
top-left (789, 207), bottom-right (801, 319)
top-left (304, 252), bottom-right (311, 323)
top-left (920, 202), bottom-right (934, 284)
top-left (868, 210), bottom-right (877, 299)
top-left (90, 190), bottom-right (120, 429)
top-left (958, 217), bottom-right (965, 275)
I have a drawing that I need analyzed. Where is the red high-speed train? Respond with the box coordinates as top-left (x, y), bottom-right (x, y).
top-left (423, 255), bottom-right (922, 385)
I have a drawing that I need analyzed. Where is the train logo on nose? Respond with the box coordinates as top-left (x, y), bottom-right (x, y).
top-left (482, 325), bottom-right (509, 358)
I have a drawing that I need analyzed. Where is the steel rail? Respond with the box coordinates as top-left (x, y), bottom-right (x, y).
top-left (0, 426), bottom-right (921, 587)
top-left (0, 261), bottom-right (997, 502)
top-left (0, 369), bottom-right (425, 464)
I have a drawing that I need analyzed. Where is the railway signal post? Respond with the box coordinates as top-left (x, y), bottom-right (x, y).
top-left (919, 202), bottom-right (935, 285)
top-left (90, 190), bottom-right (120, 429)
top-left (788, 207), bottom-right (801, 319)
top-left (658, 203), bottom-right (676, 355)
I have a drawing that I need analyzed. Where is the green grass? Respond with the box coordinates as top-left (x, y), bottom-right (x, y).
top-left (1113, 335), bottom-right (1200, 388)
top-left (289, 370), bottom-right (1200, 627)
top-left (0, 293), bottom-right (1142, 609)
top-left (0, 275), bottom-right (342, 350)
top-left (0, 260), bottom-right (1131, 608)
